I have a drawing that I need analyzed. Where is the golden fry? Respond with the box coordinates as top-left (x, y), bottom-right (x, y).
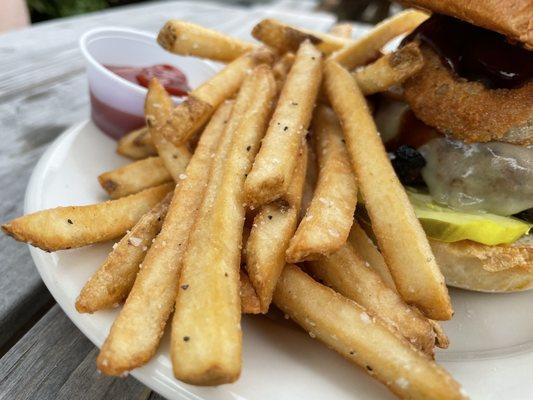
top-left (163, 48), bottom-right (275, 145)
top-left (145, 79), bottom-right (192, 180)
top-left (324, 60), bottom-right (452, 320)
top-left (350, 221), bottom-right (450, 349)
top-left (272, 52), bottom-right (295, 93)
top-left (76, 193), bottom-right (172, 313)
top-left (97, 101), bottom-right (233, 376)
top-left (329, 23), bottom-right (353, 38)
top-left (252, 19), bottom-right (352, 54)
top-left (353, 42), bottom-right (424, 95)
top-left (172, 66), bottom-right (276, 385)
top-left (245, 41), bottom-right (321, 206)
top-left (286, 106), bottom-right (357, 262)
top-left (245, 146), bottom-right (308, 313)
top-left (348, 222), bottom-right (397, 291)
top-left (308, 243), bottom-right (437, 356)
top-left (273, 265), bottom-right (467, 400)
top-left (98, 156), bottom-right (173, 199)
top-left (330, 10), bottom-right (428, 69)
top-left (116, 126), bottom-right (156, 160)
top-left (240, 270), bottom-right (261, 314)
top-left (158, 20), bottom-right (255, 62)
top-left (2, 183), bottom-right (172, 252)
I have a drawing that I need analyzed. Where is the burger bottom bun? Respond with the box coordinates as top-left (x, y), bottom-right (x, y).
top-left (430, 236), bottom-right (533, 292)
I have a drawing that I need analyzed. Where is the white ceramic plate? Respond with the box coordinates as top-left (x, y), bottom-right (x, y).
top-left (25, 120), bottom-right (533, 400)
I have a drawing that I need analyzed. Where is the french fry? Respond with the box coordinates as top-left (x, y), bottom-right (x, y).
top-left (116, 126), bottom-right (156, 159)
top-left (273, 265), bottom-right (467, 400)
top-left (163, 48), bottom-right (275, 145)
top-left (245, 41), bottom-right (322, 207)
top-left (348, 222), bottom-right (397, 291)
top-left (75, 193), bottom-right (172, 313)
top-left (145, 79), bottom-right (192, 181)
top-left (329, 23), bottom-right (353, 39)
top-left (98, 156), bottom-right (173, 199)
top-left (171, 65), bottom-right (276, 385)
top-left (272, 52), bottom-right (295, 93)
top-left (353, 42), bottom-right (424, 95)
top-left (329, 10), bottom-right (428, 69)
top-left (286, 106), bottom-right (357, 262)
top-left (77, 232), bottom-right (261, 314)
top-left (324, 60), bottom-right (452, 320)
top-left (2, 183), bottom-right (173, 252)
top-left (240, 270), bottom-right (261, 314)
top-left (252, 19), bottom-right (352, 54)
top-left (350, 221), bottom-right (450, 349)
top-left (158, 20), bottom-right (255, 62)
top-left (301, 141), bottom-right (319, 213)
top-left (308, 243), bottom-right (437, 356)
top-left (245, 145), bottom-right (308, 313)
top-left (97, 101), bottom-right (233, 376)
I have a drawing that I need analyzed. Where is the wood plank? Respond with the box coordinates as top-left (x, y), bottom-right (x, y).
top-left (0, 74), bottom-right (88, 350)
top-left (0, 1), bottom-right (249, 100)
top-left (0, 305), bottom-right (152, 400)
top-left (55, 347), bottom-right (153, 400)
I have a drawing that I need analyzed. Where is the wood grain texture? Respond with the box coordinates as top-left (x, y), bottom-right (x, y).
top-left (0, 306), bottom-right (153, 400)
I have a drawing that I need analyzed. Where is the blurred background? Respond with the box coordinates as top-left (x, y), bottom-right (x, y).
top-left (2, 0), bottom-right (399, 33)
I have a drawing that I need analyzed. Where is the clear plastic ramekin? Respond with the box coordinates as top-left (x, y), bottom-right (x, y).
top-left (79, 27), bottom-right (216, 139)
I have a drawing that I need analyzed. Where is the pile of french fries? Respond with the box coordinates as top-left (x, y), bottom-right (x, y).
top-left (2, 10), bottom-right (471, 399)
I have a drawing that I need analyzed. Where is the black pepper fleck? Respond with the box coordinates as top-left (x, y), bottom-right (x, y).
top-left (268, 215), bottom-right (273, 220)
top-left (341, 139), bottom-right (346, 143)
top-left (349, 351), bottom-right (354, 355)
top-left (183, 336), bottom-right (190, 342)
top-left (246, 146), bottom-right (251, 151)
top-left (67, 219), bottom-right (73, 224)
top-left (181, 284), bottom-right (189, 290)
top-left (283, 126), bottom-right (288, 131)
top-left (366, 365), bottom-right (373, 371)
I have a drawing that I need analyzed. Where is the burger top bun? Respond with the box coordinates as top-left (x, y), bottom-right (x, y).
top-left (399, 0), bottom-right (533, 48)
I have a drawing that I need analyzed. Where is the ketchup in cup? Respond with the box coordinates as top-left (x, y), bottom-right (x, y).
top-left (90, 64), bottom-right (190, 139)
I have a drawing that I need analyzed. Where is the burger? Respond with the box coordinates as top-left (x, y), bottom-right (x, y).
top-left (373, 0), bottom-right (533, 292)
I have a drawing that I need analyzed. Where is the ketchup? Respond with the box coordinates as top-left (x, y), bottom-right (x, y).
top-left (90, 92), bottom-right (146, 140)
top-left (402, 14), bottom-right (533, 89)
top-left (91, 64), bottom-right (190, 139)
top-left (105, 64), bottom-right (190, 96)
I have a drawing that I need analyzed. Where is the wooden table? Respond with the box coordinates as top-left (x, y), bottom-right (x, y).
top-left (0, 1), bottom-right (337, 398)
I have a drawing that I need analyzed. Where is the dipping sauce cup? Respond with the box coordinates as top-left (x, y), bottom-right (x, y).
top-left (79, 27), bottom-right (216, 139)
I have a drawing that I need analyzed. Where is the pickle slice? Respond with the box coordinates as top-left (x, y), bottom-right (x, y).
top-left (408, 191), bottom-right (532, 245)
